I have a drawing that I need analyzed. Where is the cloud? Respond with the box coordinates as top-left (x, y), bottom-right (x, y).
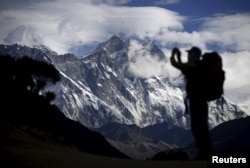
top-left (127, 40), bottom-right (169, 78)
top-left (222, 51), bottom-right (250, 90)
top-left (0, 0), bottom-right (184, 54)
top-left (0, 0), bottom-right (131, 9)
top-left (148, 13), bottom-right (250, 52)
top-left (199, 13), bottom-right (250, 51)
top-left (155, 0), bottom-right (181, 5)
top-left (91, 0), bottom-right (132, 5)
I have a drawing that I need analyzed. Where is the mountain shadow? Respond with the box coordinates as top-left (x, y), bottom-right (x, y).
top-left (149, 116), bottom-right (250, 160)
top-left (0, 55), bottom-right (129, 159)
top-left (210, 116), bottom-right (250, 154)
top-left (95, 122), bottom-right (192, 159)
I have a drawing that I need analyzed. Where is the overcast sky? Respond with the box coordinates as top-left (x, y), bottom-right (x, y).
top-left (0, 0), bottom-right (250, 106)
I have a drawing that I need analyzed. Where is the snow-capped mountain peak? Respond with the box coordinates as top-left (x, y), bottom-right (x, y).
top-left (96, 34), bottom-right (128, 55)
top-left (0, 35), bottom-right (248, 130)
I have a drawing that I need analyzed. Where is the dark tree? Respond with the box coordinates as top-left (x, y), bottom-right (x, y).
top-left (0, 55), bottom-right (60, 119)
top-left (13, 56), bottom-right (60, 101)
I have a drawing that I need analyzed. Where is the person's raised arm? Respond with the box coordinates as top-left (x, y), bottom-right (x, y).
top-left (170, 47), bottom-right (182, 68)
top-left (170, 47), bottom-right (195, 75)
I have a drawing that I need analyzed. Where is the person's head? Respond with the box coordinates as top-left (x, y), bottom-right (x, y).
top-left (186, 47), bottom-right (201, 62)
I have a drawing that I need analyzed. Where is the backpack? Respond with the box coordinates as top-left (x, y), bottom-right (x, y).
top-left (188, 52), bottom-right (225, 101)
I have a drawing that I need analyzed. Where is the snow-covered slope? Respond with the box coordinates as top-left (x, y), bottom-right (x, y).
top-left (0, 35), bottom-right (248, 130)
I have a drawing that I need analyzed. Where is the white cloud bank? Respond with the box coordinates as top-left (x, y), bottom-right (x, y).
top-left (0, 0), bottom-right (250, 105)
top-left (199, 13), bottom-right (250, 51)
top-left (0, 0), bottom-right (184, 54)
top-left (127, 40), bottom-right (169, 78)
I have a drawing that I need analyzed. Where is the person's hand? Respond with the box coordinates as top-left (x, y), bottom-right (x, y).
top-left (171, 47), bottom-right (181, 62)
top-left (172, 47), bottom-right (181, 56)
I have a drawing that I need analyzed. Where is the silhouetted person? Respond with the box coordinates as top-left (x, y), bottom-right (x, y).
top-left (170, 47), bottom-right (212, 160)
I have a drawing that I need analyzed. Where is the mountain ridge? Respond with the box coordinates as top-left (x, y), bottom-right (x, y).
top-left (0, 35), bottom-right (248, 159)
top-left (0, 35), bottom-right (247, 129)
